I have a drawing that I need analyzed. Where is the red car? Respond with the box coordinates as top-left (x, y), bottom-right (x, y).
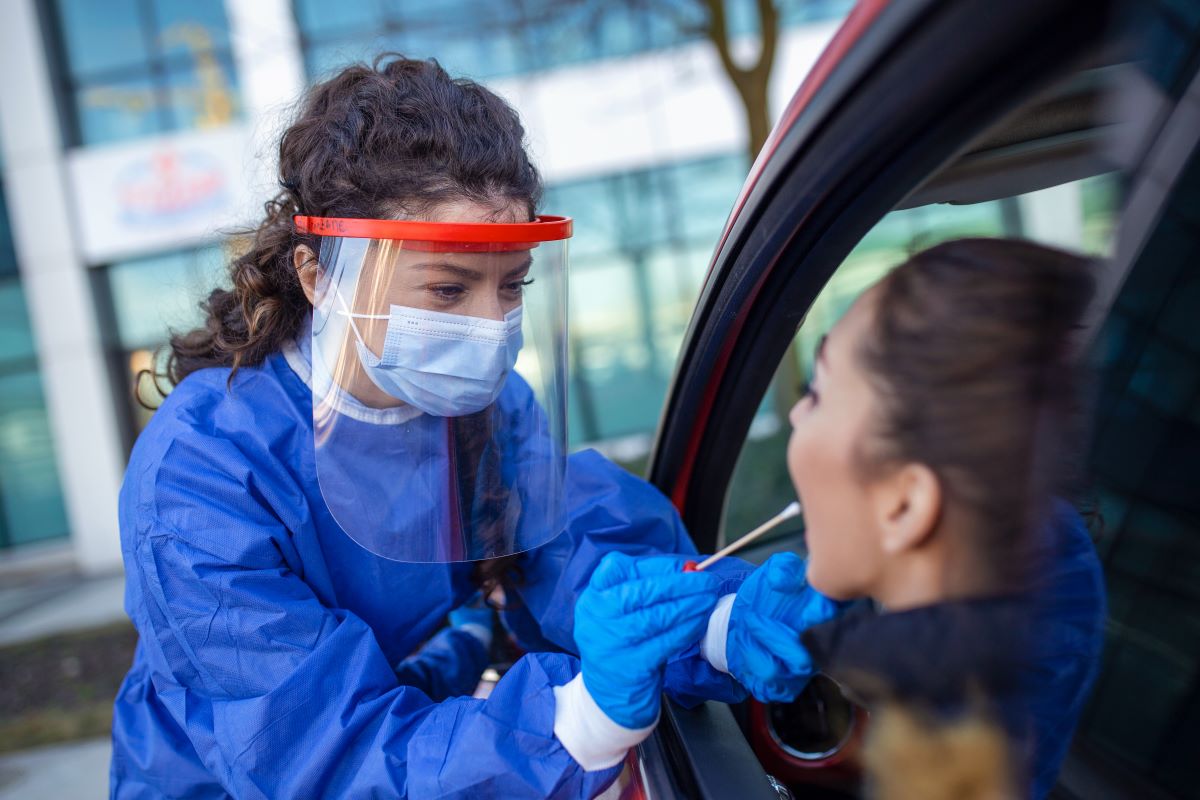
top-left (606, 0), bottom-right (1200, 797)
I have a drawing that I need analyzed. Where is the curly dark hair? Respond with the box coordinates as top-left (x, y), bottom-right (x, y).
top-left (165, 55), bottom-right (543, 594)
top-left (166, 54), bottom-right (542, 384)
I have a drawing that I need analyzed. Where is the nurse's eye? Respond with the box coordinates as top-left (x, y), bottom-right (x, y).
top-left (503, 278), bottom-right (535, 296)
top-left (430, 284), bottom-right (466, 301)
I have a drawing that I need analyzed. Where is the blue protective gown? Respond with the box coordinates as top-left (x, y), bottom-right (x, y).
top-left (109, 340), bottom-right (747, 799)
top-left (1023, 504), bottom-right (1107, 798)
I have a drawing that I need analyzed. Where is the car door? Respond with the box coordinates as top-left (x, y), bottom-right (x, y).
top-left (624, 0), bottom-right (1199, 797)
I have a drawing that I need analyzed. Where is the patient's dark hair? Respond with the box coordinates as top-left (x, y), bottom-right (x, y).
top-left (166, 54), bottom-right (541, 385)
top-left (860, 238), bottom-right (1094, 589)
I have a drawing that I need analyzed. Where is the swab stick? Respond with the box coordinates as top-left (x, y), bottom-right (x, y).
top-left (683, 501), bottom-right (802, 572)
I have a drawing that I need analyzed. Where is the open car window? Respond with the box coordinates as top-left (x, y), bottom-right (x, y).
top-left (720, 173), bottom-right (1121, 543)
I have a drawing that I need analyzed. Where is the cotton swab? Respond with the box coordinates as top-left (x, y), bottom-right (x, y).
top-left (682, 501), bottom-right (803, 572)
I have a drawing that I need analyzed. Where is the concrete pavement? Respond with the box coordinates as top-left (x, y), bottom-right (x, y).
top-left (0, 571), bottom-right (126, 647)
top-left (0, 559), bottom-right (127, 798)
top-left (0, 738), bottom-right (110, 799)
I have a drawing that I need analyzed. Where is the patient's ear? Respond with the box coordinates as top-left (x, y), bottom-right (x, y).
top-left (293, 245), bottom-right (319, 305)
top-left (876, 463), bottom-right (941, 555)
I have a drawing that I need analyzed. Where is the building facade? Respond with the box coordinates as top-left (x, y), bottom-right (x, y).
top-left (0, 0), bottom-right (855, 572)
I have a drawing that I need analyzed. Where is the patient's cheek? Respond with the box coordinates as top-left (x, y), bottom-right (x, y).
top-left (805, 553), bottom-right (844, 602)
top-left (805, 522), bottom-right (872, 603)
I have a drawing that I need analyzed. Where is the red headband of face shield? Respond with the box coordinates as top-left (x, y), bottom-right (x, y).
top-left (293, 214), bottom-right (572, 252)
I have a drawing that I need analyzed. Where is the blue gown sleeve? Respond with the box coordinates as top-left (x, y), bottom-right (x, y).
top-left (514, 448), bottom-right (749, 706)
top-left (124, 436), bottom-right (620, 799)
top-left (393, 627), bottom-right (489, 702)
top-left (1025, 502), bottom-right (1107, 799)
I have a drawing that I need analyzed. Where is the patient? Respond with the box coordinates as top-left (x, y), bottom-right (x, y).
top-left (786, 239), bottom-right (1106, 798)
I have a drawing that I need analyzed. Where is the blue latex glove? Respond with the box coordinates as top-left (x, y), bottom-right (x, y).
top-left (575, 552), bottom-right (722, 728)
top-left (727, 552), bottom-right (844, 702)
top-left (448, 593), bottom-right (494, 651)
top-left (449, 604), bottom-right (494, 628)
top-left (449, 595), bottom-right (494, 628)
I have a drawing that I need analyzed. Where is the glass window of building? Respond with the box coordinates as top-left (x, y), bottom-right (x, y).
top-left (293, 0), bottom-right (855, 81)
top-left (0, 182), bottom-right (15, 281)
top-left (0, 181), bottom-right (70, 550)
top-left (95, 245), bottom-right (228, 441)
top-left (46, 0), bottom-right (242, 146)
top-left (295, 0), bottom-right (529, 81)
top-left (544, 154), bottom-right (747, 455)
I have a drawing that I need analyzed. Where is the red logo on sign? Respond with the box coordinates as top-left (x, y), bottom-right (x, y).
top-left (116, 149), bottom-right (227, 225)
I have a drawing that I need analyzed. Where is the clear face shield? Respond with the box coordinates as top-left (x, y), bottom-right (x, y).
top-left (294, 214), bottom-right (571, 563)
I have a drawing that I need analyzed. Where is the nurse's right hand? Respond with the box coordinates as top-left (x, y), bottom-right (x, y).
top-left (575, 552), bottom-right (721, 729)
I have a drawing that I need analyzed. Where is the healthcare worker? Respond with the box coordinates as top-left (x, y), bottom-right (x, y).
top-left (110, 56), bottom-right (838, 799)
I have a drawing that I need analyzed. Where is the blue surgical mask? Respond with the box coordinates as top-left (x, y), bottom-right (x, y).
top-left (339, 297), bottom-right (524, 417)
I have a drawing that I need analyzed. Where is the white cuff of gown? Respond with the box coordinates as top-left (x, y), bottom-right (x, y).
top-left (552, 673), bottom-right (656, 771)
top-left (701, 593), bottom-right (737, 674)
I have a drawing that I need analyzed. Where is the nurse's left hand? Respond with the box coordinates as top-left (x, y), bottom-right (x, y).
top-left (448, 594), bottom-right (494, 651)
top-left (575, 553), bottom-right (721, 729)
top-left (726, 552), bottom-right (843, 703)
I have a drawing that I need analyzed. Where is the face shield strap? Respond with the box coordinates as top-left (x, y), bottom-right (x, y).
top-left (328, 285), bottom-right (384, 366)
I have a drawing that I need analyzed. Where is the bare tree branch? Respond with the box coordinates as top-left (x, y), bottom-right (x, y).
top-left (754, 0), bottom-right (779, 83)
top-left (698, 0), bottom-right (742, 84)
top-left (505, 0), bottom-right (781, 158)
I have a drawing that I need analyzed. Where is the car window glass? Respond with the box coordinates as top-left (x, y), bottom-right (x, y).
top-left (1067, 147), bottom-right (1200, 797)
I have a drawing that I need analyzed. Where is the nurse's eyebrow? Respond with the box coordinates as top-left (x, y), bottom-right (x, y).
top-left (410, 262), bottom-right (485, 280)
top-left (409, 257), bottom-right (534, 281)
top-left (503, 257), bottom-right (534, 279)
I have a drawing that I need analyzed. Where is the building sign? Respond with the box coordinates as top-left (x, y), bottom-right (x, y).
top-left (116, 150), bottom-right (227, 226)
top-left (67, 125), bottom-right (268, 264)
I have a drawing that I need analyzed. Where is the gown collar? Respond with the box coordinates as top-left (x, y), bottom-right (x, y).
top-left (281, 314), bottom-right (423, 426)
